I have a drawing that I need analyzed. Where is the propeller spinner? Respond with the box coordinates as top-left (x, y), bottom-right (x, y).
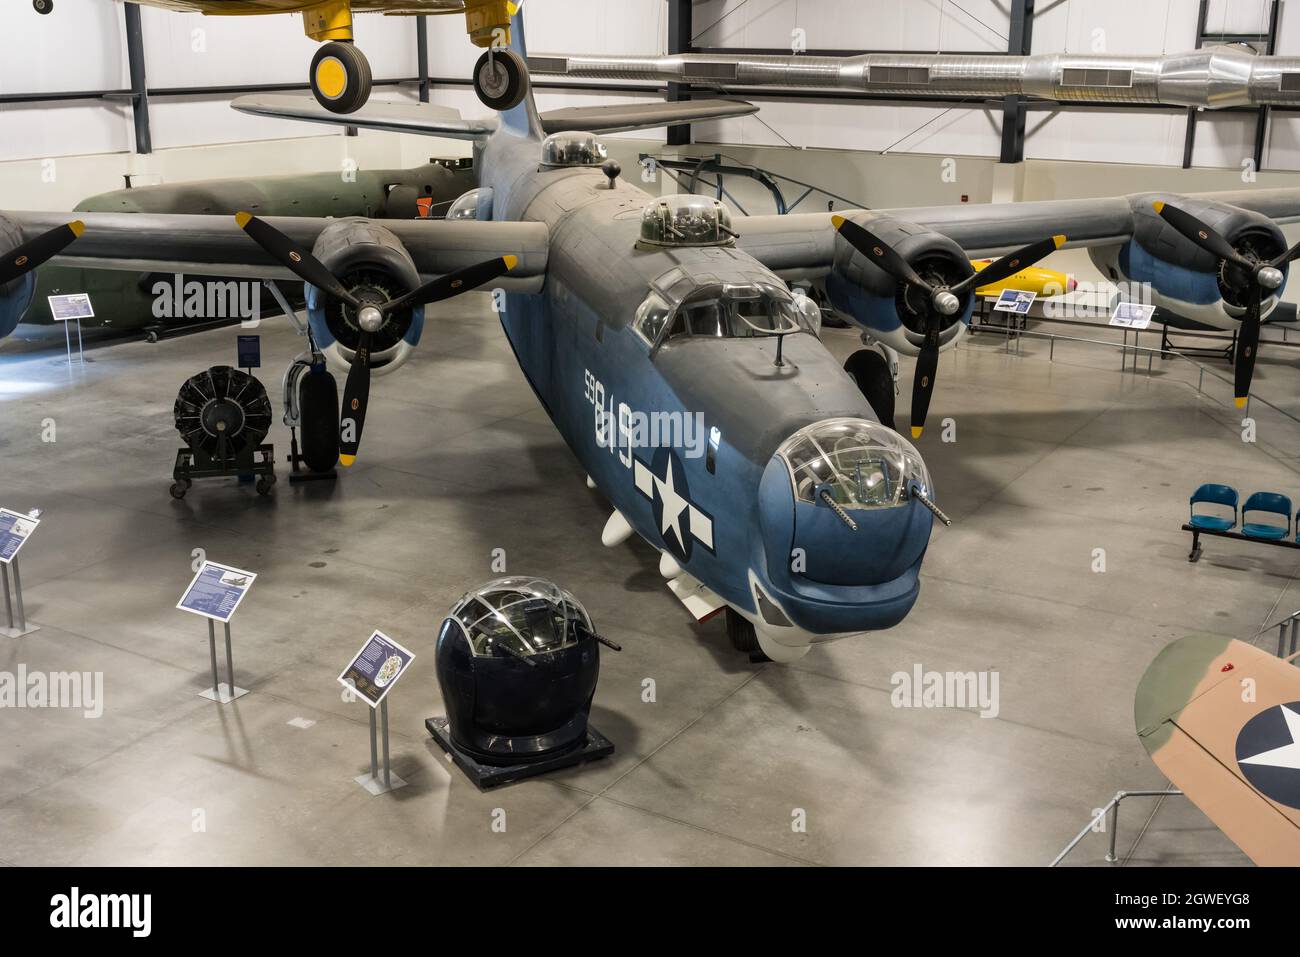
top-left (832, 215), bottom-right (1066, 438)
top-left (235, 212), bottom-right (517, 466)
top-left (1153, 201), bottom-right (1299, 407)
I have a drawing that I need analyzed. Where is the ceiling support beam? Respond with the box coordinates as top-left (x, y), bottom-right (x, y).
top-left (666, 0), bottom-right (692, 147)
top-left (998, 0), bottom-right (1034, 164)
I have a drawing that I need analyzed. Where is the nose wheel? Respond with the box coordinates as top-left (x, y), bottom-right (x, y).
top-left (310, 41), bottom-right (372, 115)
top-left (725, 608), bottom-right (772, 663)
top-left (33, 0), bottom-right (53, 13)
top-left (473, 48), bottom-right (529, 111)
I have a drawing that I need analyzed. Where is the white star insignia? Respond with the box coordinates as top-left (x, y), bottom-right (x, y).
top-left (1240, 704), bottom-right (1300, 771)
top-left (653, 461), bottom-right (689, 548)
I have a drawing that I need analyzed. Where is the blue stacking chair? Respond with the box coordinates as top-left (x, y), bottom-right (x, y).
top-left (1188, 483), bottom-right (1238, 532)
top-left (1241, 492), bottom-right (1292, 540)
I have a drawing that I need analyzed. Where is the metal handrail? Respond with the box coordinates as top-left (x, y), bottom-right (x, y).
top-left (981, 318), bottom-right (1300, 430)
top-left (1050, 788), bottom-right (1183, 867)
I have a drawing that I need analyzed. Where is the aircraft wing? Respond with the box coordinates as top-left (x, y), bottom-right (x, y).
top-left (735, 187), bottom-right (1300, 274)
top-left (235, 92), bottom-right (757, 138)
top-left (538, 99), bottom-right (758, 135)
top-left (1135, 633), bottom-right (1300, 865)
top-left (233, 94), bottom-right (498, 140)
top-left (2, 211), bottom-right (549, 291)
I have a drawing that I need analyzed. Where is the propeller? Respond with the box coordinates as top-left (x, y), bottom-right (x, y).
top-left (0, 220), bottom-right (85, 285)
top-left (1153, 201), bottom-right (1299, 407)
top-left (235, 212), bottom-right (517, 466)
top-left (832, 214), bottom-right (1065, 438)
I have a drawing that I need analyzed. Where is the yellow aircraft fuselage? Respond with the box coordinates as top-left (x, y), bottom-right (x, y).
top-left (971, 258), bottom-right (1076, 298)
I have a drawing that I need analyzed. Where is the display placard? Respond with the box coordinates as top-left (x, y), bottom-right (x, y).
top-left (237, 335), bottom-right (261, 369)
top-left (177, 561), bottom-right (257, 623)
top-left (338, 630), bottom-right (415, 708)
top-left (0, 509), bottom-right (40, 565)
top-left (46, 293), bottom-right (94, 321)
top-left (1109, 301), bottom-right (1156, 330)
top-left (993, 289), bottom-right (1036, 314)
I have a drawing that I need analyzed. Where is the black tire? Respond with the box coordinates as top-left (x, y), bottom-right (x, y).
top-left (310, 41), bottom-right (372, 115)
top-left (298, 367), bottom-right (340, 473)
top-left (170, 481), bottom-right (187, 500)
top-left (256, 475), bottom-right (276, 496)
top-left (844, 349), bottom-right (897, 430)
top-left (33, 0), bottom-right (53, 14)
top-left (473, 48), bottom-right (528, 111)
top-left (725, 608), bottom-right (771, 662)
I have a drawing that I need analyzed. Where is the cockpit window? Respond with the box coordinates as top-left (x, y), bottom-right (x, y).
top-left (777, 418), bottom-right (931, 510)
top-left (635, 282), bottom-right (816, 347)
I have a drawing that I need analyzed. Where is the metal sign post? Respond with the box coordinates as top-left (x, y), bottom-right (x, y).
top-left (340, 630), bottom-right (415, 795)
top-left (47, 294), bottom-right (92, 370)
top-left (178, 560), bottom-right (256, 703)
top-left (0, 508), bottom-right (41, 638)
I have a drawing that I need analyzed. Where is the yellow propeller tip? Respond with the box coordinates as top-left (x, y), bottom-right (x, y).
top-left (1052, 234), bottom-right (1067, 249)
top-left (831, 214), bottom-right (846, 230)
top-left (910, 426), bottom-right (924, 439)
top-left (234, 211), bottom-right (253, 228)
top-left (1234, 396), bottom-right (1248, 409)
top-left (68, 220), bottom-right (85, 238)
top-left (1152, 201), bottom-right (1165, 214)
top-left (338, 454), bottom-right (356, 467)
top-left (503, 254), bottom-right (518, 270)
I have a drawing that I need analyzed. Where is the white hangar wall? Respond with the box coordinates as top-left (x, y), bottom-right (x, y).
top-left (5, 0), bottom-right (1300, 211)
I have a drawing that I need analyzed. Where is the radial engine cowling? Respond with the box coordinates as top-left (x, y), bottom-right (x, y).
top-left (822, 216), bottom-right (976, 354)
top-left (1090, 195), bottom-right (1289, 328)
top-left (0, 216), bottom-right (36, 340)
top-left (305, 219), bottom-right (425, 376)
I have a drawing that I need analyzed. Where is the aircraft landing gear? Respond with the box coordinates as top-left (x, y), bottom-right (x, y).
top-left (310, 41), bottom-right (372, 115)
top-left (844, 348), bottom-right (898, 430)
top-left (33, 0), bottom-right (53, 13)
top-left (725, 608), bottom-right (772, 663)
top-left (473, 48), bottom-right (529, 111)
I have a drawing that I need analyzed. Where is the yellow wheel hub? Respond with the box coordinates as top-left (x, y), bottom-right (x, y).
top-left (314, 57), bottom-right (348, 100)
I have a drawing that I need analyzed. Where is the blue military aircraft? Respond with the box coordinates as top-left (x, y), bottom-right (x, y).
top-left (7, 12), bottom-right (1300, 661)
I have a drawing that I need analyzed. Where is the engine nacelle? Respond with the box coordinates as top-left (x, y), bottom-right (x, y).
top-left (1090, 194), bottom-right (1289, 329)
top-left (821, 216), bottom-right (976, 356)
top-left (305, 219), bottom-right (425, 377)
top-left (0, 215), bottom-right (36, 340)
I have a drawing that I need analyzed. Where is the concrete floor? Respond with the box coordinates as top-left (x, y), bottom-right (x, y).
top-left (3, 297), bottom-right (1299, 867)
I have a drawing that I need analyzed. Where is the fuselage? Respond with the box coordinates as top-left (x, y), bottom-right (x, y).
top-left (473, 119), bottom-right (934, 657)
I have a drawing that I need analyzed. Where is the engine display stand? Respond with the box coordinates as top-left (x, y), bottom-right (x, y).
top-left (0, 559), bottom-right (39, 639)
top-left (171, 443), bottom-right (276, 499)
top-left (425, 716), bottom-right (614, 790)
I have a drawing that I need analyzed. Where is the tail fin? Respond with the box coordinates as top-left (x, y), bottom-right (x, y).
top-left (498, 6), bottom-right (544, 139)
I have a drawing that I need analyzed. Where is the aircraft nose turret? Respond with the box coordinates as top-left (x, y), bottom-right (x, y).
top-left (758, 417), bottom-right (935, 591)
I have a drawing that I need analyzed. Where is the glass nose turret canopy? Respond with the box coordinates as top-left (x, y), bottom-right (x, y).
top-left (447, 577), bottom-right (593, 659)
top-left (776, 418), bottom-right (932, 510)
top-left (540, 130), bottom-right (608, 169)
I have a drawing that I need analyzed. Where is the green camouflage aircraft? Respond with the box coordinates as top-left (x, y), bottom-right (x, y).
top-left (10, 158), bottom-right (475, 345)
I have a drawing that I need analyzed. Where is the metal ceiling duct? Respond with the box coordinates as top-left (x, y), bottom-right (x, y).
top-left (528, 45), bottom-right (1300, 110)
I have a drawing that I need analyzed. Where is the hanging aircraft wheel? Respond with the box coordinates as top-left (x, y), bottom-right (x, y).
top-left (725, 608), bottom-right (771, 662)
top-left (844, 349), bottom-right (897, 431)
top-left (33, 0), bottom-right (53, 13)
top-left (298, 366), bottom-right (340, 473)
top-left (310, 41), bottom-right (372, 115)
top-left (473, 48), bottom-right (528, 111)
